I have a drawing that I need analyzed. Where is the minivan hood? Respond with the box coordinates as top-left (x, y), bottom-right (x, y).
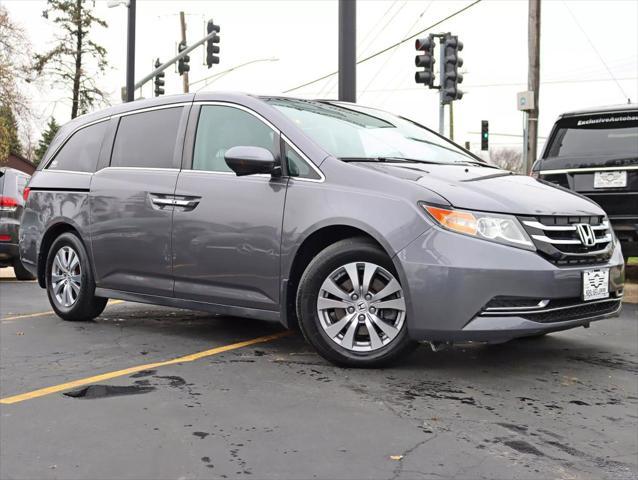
top-left (355, 162), bottom-right (604, 216)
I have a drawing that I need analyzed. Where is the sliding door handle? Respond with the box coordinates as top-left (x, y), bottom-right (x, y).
top-left (173, 199), bottom-right (199, 208)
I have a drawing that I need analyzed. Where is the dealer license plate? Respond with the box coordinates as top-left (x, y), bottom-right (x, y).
top-left (594, 170), bottom-right (627, 188)
top-left (582, 269), bottom-right (609, 301)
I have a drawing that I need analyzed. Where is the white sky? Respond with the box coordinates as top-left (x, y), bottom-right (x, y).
top-left (4, 0), bottom-right (638, 153)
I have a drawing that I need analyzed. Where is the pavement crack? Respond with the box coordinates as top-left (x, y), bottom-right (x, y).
top-left (388, 433), bottom-right (439, 480)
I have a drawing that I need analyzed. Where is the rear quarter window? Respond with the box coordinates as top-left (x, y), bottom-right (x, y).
top-left (546, 113), bottom-right (638, 158)
top-left (110, 107), bottom-right (183, 169)
top-left (47, 121), bottom-right (108, 172)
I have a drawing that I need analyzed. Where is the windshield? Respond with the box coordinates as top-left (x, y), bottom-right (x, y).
top-left (266, 98), bottom-right (480, 165)
top-left (546, 113), bottom-right (638, 158)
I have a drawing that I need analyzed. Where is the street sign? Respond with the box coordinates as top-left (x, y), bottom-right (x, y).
top-left (517, 91), bottom-right (535, 111)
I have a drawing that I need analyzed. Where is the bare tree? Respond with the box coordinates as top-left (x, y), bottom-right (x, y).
top-left (489, 148), bottom-right (524, 173)
top-left (34, 0), bottom-right (109, 119)
top-left (0, 5), bottom-right (32, 162)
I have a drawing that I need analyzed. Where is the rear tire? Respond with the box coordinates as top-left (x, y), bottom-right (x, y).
top-left (13, 257), bottom-right (36, 281)
top-left (45, 232), bottom-right (107, 321)
top-left (296, 237), bottom-right (417, 367)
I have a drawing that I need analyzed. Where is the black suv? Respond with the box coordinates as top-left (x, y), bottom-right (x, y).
top-left (532, 105), bottom-right (638, 262)
top-left (0, 167), bottom-right (34, 280)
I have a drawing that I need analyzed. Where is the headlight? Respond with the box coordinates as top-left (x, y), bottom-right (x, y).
top-left (420, 204), bottom-right (535, 251)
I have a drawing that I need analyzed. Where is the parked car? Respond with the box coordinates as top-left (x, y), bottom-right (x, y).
top-left (532, 104), bottom-right (638, 263)
top-left (0, 167), bottom-right (35, 280)
top-left (19, 93), bottom-right (625, 367)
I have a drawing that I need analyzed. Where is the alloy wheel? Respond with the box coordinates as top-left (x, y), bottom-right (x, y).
top-left (316, 262), bottom-right (406, 352)
top-left (51, 246), bottom-right (82, 308)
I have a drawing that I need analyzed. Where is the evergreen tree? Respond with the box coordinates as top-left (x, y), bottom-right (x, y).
top-left (34, 117), bottom-right (60, 165)
top-left (0, 103), bottom-right (22, 161)
top-left (34, 0), bottom-right (109, 119)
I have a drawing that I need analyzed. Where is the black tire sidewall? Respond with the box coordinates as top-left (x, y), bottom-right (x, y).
top-left (296, 238), bottom-right (415, 367)
top-left (45, 232), bottom-right (105, 320)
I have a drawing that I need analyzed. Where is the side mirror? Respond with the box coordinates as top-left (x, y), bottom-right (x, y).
top-left (224, 146), bottom-right (277, 176)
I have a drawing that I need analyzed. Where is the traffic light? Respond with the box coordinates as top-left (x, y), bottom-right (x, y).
top-left (441, 33), bottom-right (463, 104)
top-left (414, 34), bottom-right (435, 87)
top-left (178, 40), bottom-right (190, 75)
top-left (153, 58), bottom-right (165, 97)
top-left (481, 120), bottom-right (489, 151)
top-left (206, 20), bottom-right (220, 68)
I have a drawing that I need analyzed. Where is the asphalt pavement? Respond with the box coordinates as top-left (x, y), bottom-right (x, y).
top-left (1, 276), bottom-right (637, 480)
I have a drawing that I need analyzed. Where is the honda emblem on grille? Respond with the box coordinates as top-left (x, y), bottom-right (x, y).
top-left (575, 223), bottom-right (596, 247)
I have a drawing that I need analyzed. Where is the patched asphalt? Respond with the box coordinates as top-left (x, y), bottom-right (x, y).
top-left (1, 279), bottom-right (637, 479)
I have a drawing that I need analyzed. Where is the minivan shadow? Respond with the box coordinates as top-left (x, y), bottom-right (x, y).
top-left (91, 303), bottom-right (634, 374)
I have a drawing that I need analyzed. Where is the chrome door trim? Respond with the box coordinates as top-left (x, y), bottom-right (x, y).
top-left (98, 166), bottom-right (181, 172)
top-left (112, 102), bottom-right (192, 119)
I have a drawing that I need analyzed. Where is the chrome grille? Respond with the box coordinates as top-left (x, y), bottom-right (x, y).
top-left (518, 215), bottom-right (614, 265)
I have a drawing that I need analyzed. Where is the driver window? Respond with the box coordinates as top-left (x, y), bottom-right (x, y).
top-left (192, 105), bottom-right (277, 172)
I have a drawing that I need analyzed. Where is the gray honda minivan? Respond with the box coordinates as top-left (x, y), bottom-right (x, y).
top-left (19, 93), bottom-right (625, 366)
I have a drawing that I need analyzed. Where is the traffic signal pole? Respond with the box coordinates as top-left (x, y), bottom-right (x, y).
top-left (134, 28), bottom-right (220, 91)
top-left (125, 0), bottom-right (136, 102)
top-left (338, 0), bottom-right (356, 102)
top-left (438, 41), bottom-right (445, 135)
top-left (179, 11), bottom-right (189, 93)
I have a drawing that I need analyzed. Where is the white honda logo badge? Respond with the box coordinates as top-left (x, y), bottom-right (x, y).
top-left (575, 223), bottom-right (596, 247)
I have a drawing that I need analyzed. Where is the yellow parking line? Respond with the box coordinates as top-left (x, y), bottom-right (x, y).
top-left (0, 330), bottom-right (291, 405)
top-left (1, 300), bottom-right (124, 322)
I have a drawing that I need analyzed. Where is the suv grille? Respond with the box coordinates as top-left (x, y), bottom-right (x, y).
top-left (518, 215), bottom-right (613, 265)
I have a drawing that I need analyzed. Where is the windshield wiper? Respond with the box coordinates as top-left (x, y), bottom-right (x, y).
top-left (340, 156), bottom-right (438, 165)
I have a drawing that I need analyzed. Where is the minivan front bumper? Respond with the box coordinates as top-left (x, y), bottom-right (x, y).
top-left (394, 227), bottom-right (625, 343)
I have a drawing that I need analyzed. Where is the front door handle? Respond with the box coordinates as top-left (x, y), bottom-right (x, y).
top-left (151, 197), bottom-right (175, 207)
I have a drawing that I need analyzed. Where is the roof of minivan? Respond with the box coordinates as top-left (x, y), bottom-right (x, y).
top-left (559, 103), bottom-right (637, 118)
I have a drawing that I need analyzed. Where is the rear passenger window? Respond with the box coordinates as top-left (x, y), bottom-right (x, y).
top-left (111, 107), bottom-right (183, 169)
top-left (47, 121), bottom-right (107, 172)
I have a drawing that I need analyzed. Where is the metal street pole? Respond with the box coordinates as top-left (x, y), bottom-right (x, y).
top-left (338, 0), bottom-right (356, 102)
top-left (438, 40), bottom-right (445, 135)
top-left (179, 11), bottom-right (189, 93)
top-left (526, 0), bottom-right (541, 173)
top-left (449, 101), bottom-right (454, 141)
top-left (126, 0), bottom-right (136, 102)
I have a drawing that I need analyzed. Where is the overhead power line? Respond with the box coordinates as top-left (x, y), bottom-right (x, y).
top-left (562, 0), bottom-right (631, 103)
top-left (283, 0), bottom-right (483, 94)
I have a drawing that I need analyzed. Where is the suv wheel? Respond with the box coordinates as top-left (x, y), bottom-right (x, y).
top-left (296, 238), bottom-right (417, 367)
top-left (13, 257), bottom-right (36, 281)
top-left (46, 232), bottom-right (107, 321)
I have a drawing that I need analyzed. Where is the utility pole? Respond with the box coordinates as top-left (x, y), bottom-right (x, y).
top-left (126, 0), bottom-right (136, 102)
top-left (179, 11), bottom-right (189, 93)
top-left (338, 0), bottom-right (356, 102)
top-left (526, 0), bottom-right (541, 173)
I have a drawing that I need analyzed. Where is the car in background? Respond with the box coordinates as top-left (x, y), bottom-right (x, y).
top-left (0, 166), bottom-right (35, 280)
top-left (532, 105), bottom-right (638, 263)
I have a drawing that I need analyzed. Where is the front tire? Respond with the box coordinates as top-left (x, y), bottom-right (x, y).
top-left (46, 232), bottom-right (107, 321)
top-left (296, 238), bottom-right (417, 367)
